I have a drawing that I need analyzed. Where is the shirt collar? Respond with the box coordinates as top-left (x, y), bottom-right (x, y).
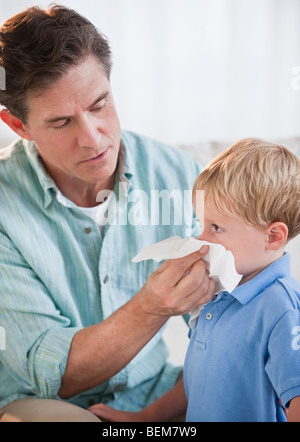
top-left (23, 132), bottom-right (134, 209)
top-left (23, 140), bottom-right (57, 208)
top-left (230, 253), bottom-right (291, 305)
top-left (120, 131), bottom-right (135, 180)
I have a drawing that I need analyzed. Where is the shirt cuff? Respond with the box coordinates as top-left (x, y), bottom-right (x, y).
top-left (28, 326), bottom-right (82, 398)
top-left (281, 386), bottom-right (300, 408)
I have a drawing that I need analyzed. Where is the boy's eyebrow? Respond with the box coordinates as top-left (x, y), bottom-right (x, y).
top-left (44, 91), bottom-right (110, 124)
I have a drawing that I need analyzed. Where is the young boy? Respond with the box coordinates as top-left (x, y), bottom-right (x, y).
top-left (89, 138), bottom-right (300, 422)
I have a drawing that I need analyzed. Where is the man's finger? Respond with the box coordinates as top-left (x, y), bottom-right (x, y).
top-left (172, 277), bottom-right (216, 316)
top-left (176, 259), bottom-right (208, 294)
top-left (156, 245), bottom-right (209, 286)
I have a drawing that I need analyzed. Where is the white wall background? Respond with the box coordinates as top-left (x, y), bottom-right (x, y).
top-left (1, 0), bottom-right (300, 148)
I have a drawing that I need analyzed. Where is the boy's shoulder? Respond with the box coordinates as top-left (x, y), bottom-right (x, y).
top-left (236, 255), bottom-right (300, 327)
top-left (273, 275), bottom-right (300, 310)
top-left (258, 272), bottom-right (300, 322)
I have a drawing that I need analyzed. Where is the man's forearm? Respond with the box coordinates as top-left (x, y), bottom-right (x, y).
top-left (88, 377), bottom-right (187, 421)
top-left (142, 378), bottom-right (187, 422)
top-left (58, 294), bottom-right (168, 399)
top-left (58, 249), bottom-right (214, 399)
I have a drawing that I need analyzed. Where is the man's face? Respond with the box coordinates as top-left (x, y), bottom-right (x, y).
top-left (24, 55), bottom-right (121, 193)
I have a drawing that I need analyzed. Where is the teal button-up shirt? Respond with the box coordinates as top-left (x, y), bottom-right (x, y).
top-left (0, 130), bottom-right (201, 411)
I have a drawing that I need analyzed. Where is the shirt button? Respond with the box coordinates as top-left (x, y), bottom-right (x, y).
top-left (206, 313), bottom-right (213, 320)
top-left (84, 227), bottom-right (92, 234)
top-left (103, 275), bottom-right (109, 284)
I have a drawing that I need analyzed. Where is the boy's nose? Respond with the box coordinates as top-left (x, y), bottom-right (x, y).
top-left (198, 231), bottom-right (207, 241)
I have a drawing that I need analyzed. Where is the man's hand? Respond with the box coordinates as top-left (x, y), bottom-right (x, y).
top-left (89, 378), bottom-right (187, 422)
top-left (138, 245), bottom-right (215, 317)
top-left (88, 403), bottom-right (147, 422)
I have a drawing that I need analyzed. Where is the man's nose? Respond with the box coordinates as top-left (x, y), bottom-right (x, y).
top-left (77, 117), bottom-right (101, 148)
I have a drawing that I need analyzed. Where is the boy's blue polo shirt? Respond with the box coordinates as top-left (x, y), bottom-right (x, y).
top-left (184, 253), bottom-right (300, 422)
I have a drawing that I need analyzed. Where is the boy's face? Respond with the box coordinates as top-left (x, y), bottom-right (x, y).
top-left (195, 197), bottom-right (271, 284)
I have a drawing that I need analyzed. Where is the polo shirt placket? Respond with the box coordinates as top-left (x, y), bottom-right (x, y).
top-left (193, 293), bottom-right (235, 350)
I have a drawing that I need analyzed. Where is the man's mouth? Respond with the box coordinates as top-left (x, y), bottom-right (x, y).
top-left (80, 147), bottom-right (109, 164)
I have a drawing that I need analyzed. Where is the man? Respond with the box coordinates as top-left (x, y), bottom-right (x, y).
top-left (0, 5), bottom-right (214, 422)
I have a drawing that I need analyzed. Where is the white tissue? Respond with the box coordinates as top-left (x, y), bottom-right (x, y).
top-left (132, 236), bottom-right (242, 292)
top-left (132, 236), bottom-right (242, 328)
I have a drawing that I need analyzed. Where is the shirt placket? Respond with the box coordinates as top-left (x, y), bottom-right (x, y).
top-left (97, 178), bottom-right (133, 392)
top-left (194, 293), bottom-right (233, 349)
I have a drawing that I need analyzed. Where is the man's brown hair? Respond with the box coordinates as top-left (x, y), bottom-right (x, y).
top-left (0, 5), bottom-right (112, 122)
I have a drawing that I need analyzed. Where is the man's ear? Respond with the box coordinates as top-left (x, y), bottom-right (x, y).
top-left (265, 222), bottom-right (289, 250)
top-left (0, 109), bottom-right (33, 141)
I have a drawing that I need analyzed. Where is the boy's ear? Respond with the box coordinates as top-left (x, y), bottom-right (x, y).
top-left (265, 222), bottom-right (289, 250)
top-left (0, 109), bottom-right (33, 141)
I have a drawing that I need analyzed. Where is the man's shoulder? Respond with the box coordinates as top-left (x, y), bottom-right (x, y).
top-left (0, 138), bottom-right (28, 176)
top-left (121, 130), bottom-right (201, 169)
top-left (0, 138), bottom-right (25, 161)
top-left (0, 138), bottom-right (40, 205)
top-left (122, 130), bottom-right (177, 152)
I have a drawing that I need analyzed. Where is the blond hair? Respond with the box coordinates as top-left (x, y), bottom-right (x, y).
top-left (193, 138), bottom-right (300, 241)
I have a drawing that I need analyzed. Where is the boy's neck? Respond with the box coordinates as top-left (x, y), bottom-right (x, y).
top-left (239, 249), bottom-right (285, 285)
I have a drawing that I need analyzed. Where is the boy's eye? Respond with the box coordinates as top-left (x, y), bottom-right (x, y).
top-left (212, 224), bottom-right (223, 233)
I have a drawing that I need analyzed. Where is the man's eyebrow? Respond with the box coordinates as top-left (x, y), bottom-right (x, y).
top-left (45, 91), bottom-right (110, 124)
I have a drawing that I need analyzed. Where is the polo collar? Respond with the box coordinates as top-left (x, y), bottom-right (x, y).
top-left (230, 253), bottom-right (291, 305)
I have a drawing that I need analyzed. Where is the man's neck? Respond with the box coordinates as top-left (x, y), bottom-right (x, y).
top-left (56, 174), bottom-right (116, 208)
top-left (38, 154), bottom-right (117, 207)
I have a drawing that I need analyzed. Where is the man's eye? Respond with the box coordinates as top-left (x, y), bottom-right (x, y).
top-left (92, 100), bottom-right (106, 112)
top-left (53, 119), bottom-right (69, 129)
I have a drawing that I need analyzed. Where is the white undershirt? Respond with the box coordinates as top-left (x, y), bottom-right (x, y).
top-left (56, 188), bottom-right (111, 235)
